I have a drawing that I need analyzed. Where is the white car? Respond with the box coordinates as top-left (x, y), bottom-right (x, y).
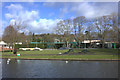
top-left (34, 47), bottom-right (43, 51)
top-left (19, 47), bottom-right (43, 51)
top-left (19, 48), bottom-right (28, 51)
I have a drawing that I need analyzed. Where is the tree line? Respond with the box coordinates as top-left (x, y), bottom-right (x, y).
top-left (2, 13), bottom-right (120, 49)
top-left (55, 13), bottom-right (119, 48)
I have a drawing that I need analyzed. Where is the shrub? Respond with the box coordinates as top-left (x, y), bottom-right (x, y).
top-left (15, 44), bottom-right (46, 49)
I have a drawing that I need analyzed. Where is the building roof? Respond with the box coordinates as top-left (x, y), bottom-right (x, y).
top-left (82, 40), bottom-right (101, 43)
top-left (0, 41), bottom-right (7, 45)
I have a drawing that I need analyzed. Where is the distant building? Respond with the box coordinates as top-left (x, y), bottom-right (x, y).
top-left (15, 42), bottom-right (22, 45)
top-left (82, 40), bottom-right (101, 43)
top-left (0, 41), bottom-right (13, 51)
top-left (81, 39), bottom-right (118, 48)
top-left (54, 39), bottom-right (60, 43)
top-left (0, 40), bottom-right (7, 46)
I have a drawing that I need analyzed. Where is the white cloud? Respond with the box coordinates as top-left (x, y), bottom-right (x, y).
top-left (5, 4), bottom-right (62, 34)
top-left (60, 6), bottom-right (68, 18)
top-left (71, 3), bottom-right (95, 18)
top-left (19, 10), bottom-right (39, 22)
top-left (58, 2), bottom-right (118, 19)
top-left (48, 12), bottom-right (55, 17)
top-left (6, 4), bottom-right (23, 11)
top-left (4, 2), bottom-right (118, 35)
top-left (0, 3), bottom-right (2, 37)
top-left (6, 4), bottom-right (39, 21)
top-left (0, 20), bottom-right (7, 37)
top-left (0, 20), bottom-right (2, 37)
top-left (5, 13), bottom-right (13, 19)
top-left (8, 10), bottom-right (39, 31)
top-left (43, 2), bottom-right (57, 7)
top-left (28, 19), bottom-right (62, 33)
top-left (71, 2), bottom-right (118, 18)
top-left (2, 0), bottom-right (120, 2)
top-left (5, 4), bottom-right (39, 27)
top-left (9, 19), bottom-right (16, 25)
top-left (3, 0), bottom-right (35, 2)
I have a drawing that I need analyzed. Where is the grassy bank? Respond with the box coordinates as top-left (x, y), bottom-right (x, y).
top-left (1, 55), bottom-right (119, 60)
top-left (2, 49), bottom-right (68, 55)
top-left (1, 49), bottom-right (120, 60)
top-left (69, 48), bottom-right (119, 55)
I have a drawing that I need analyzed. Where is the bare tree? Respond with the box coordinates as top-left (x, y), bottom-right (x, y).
top-left (2, 25), bottom-right (18, 48)
top-left (111, 13), bottom-right (118, 43)
top-left (86, 19), bottom-right (95, 48)
top-left (14, 21), bottom-right (27, 32)
top-left (73, 16), bottom-right (86, 48)
top-left (56, 19), bottom-right (73, 47)
top-left (2, 20), bottom-right (27, 49)
top-left (94, 15), bottom-right (112, 48)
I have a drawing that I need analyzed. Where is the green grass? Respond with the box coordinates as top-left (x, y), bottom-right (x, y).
top-left (1, 49), bottom-right (119, 60)
top-left (69, 48), bottom-right (119, 55)
top-left (1, 55), bottom-right (119, 60)
top-left (88, 49), bottom-right (119, 55)
top-left (2, 49), bottom-right (68, 55)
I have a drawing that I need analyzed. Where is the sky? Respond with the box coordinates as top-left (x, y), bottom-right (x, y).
top-left (1, 1), bottom-right (118, 36)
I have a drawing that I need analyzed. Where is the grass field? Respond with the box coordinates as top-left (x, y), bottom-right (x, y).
top-left (70, 48), bottom-right (119, 55)
top-left (1, 55), bottom-right (119, 60)
top-left (1, 49), bottom-right (120, 60)
top-left (2, 49), bottom-right (68, 55)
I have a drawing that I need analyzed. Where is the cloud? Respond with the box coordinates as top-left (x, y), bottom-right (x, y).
top-left (6, 4), bottom-right (23, 11)
top-left (71, 3), bottom-right (95, 18)
top-left (28, 19), bottom-right (61, 33)
top-left (43, 2), bottom-right (57, 7)
top-left (43, 2), bottom-right (63, 8)
top-left (6, 4), bottom-right (39, 20)
top-left (2, 0), bottom-right (120, 2)
top-left (54, 2), bottom-right (118, 19)
top-left (5, 4), bottom-right (39, 25)
top-left (3, 0), bottom-right (35, 2)
top-left (4, 2), bottom-right (118, 35)
top-left (5, 13), bottom-right (13, 19)
top-left (19, 10), bottom-right (39, 22)
top-left (48, 12), bottom-right (55, 17)
top-left (0, 11), bottom-right (1, 37)
top-left (60, 6), bottom-right (68, 18)
top-left (8, 10), bottom-right (39, 32)
top-left (5, 4), bottom-right (62, 34)
top-left (0, 20), bottom-right (7, 37)
top-left (0, 20), bottom-right (2, 37)
top-left (71, 2), bottom-right (118, 18)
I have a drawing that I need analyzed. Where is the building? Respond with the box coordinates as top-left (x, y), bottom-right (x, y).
top-left (0, 41), bottom-right (13, 51)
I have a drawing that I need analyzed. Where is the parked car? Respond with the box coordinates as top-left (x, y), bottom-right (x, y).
top-left (34, 47), bottom-right (43, 51)
top-left (19, 47), bottom-right (43, 51)
top-left (59, 47), bottom-right (72, 50)
top-left (19, 48), bottom-right (34, 51)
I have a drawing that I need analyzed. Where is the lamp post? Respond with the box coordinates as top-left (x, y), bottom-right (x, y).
top-left (85, 31), bottom-right (88, 49)
top-left (36, 38), bottom-right (37, 47)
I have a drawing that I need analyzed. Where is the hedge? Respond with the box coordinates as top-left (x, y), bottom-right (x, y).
top-left (15, 44), bottom-right (45, 49)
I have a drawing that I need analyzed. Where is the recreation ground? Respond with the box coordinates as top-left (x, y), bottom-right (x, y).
top-left (1, 48), bottom-right (120, 61)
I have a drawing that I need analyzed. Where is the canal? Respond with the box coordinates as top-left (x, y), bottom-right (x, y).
top-left (2, 59), bottom-right (118, 78)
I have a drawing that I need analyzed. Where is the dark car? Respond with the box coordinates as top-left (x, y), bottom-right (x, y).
top-left (59, 47), bottom-right (72, 50)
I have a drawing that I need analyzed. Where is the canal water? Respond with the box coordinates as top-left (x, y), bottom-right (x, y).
top-left (2, 59), bottom-right (118, 78)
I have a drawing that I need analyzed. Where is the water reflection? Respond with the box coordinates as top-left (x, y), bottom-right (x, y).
top-left (2, 59), bottom-right (118, 78)
top-left (0, 59), bottom-right (2, 79)
top-left (17, 59), bottom-right (21, 64)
